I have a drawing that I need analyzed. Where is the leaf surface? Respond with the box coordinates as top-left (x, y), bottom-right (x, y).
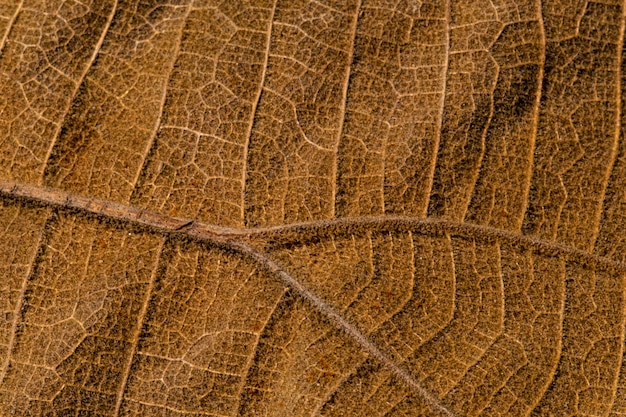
top-left (1, 0), bottom-right (626, 416)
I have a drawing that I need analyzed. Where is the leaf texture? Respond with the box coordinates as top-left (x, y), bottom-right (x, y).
top-left (1, 0), bottom-right (626, 416)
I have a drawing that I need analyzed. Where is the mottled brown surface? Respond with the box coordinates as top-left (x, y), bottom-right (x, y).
top-left (0, 0), bottom-right (625, 416)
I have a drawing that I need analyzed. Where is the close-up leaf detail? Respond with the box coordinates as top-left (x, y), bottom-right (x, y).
top-left (0, 0), bottom-right (625, 416)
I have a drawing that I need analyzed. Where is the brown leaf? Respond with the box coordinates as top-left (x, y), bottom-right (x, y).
top-left (0, 0), bottom-right (626, 415)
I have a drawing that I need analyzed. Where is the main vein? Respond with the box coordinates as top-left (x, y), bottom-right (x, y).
top-left (2, 179), bottom-right (625, 273)
top-left (2, 179), bottom-right (625, 413)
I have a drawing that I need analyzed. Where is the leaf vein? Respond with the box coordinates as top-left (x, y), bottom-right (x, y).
top-left (0, 207), bottom-right (53, 386)
top-left (229, 239), bottom-right (457, 417)
top-left (241, 0), bottom-right (278, 225)
top-left (39, 0), bottom-right (119, 183)
top-left (129, 1), bottom-right (195, 198)
top-left (113, 237), bottom-right (167, 417)
top-left (0, 1), bottom-right (23, 57)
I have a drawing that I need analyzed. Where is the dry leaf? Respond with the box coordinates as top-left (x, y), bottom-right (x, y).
top-left (0, 0), bottom-right (625, 415)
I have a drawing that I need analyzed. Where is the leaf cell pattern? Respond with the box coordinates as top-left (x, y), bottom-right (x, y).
top-left (1, 0), bottom-right (626, 416)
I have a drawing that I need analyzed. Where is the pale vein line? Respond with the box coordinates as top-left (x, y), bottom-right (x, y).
top-left (0, 208), bottom-right (52, 386)
top-left (340, 231), bottom-right (376, 312)
top-left (331, 0), bottom-right (361, 218)
top-left (2, 179), bottom-right (626, 274)
top-left (442, 233), bottom-right (456, 349)
top-left (422, 0), bottom-right (450, 218)
top-left (459, 75), bottom-right (494, 222)
top-left (441, 242), bottom-right (505, 405)
top-left (229, 240), bottom-right (457, 417)
top-left (380, 117), bottom-right (388, 214)
top-left (39, 0), bottom-right (119, 183)
top-left (606, 4), bottom-right (626, 412)
top-left (591, 0), bottom-right (626, 252)
top-left (234, 287), bottom-right (288, 415)
top-left (473, 336), bottom-right (526, 412)
top-left (240, 0), bottom-right (277, 225)
top-left (0, 1), bottom-right (22, 57)
top-left (609, 270), bottom-right (626, 413)
top-left (518, 2), bottom-right (546, 232)
top-left (528, 257), bottom-right (567, 412)
top-left (114, 237), bottom-right (166, 417)
top-left (311, 356), bottom-right (369, 415)
top-left (129, 2), bottom-right (194, 200)
top-left (423, 239), bottom-right (491, 400)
